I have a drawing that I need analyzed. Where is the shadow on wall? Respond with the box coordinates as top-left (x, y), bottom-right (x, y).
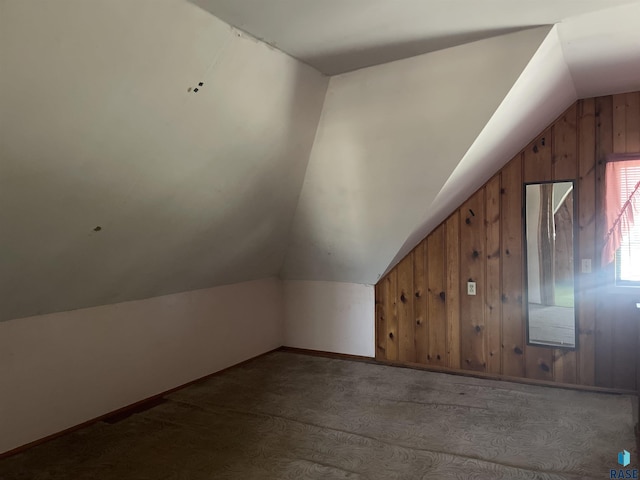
top-left (282, 135), bottom-right (371, 282)
top-left (385, 25), bottom-right (575, 275)
top-left (283, 280), bottom-right (375, 358)
top-left (0, 0), bottom-right (328, 322)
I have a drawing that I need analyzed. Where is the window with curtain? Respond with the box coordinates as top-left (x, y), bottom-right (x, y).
top-left (603, 155), bottom-right (640, 286)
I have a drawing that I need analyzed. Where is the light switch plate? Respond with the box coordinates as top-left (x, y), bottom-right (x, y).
top-left (467, 281), bottom-right (476, 296)
top-left (581, 259), bottom-right (592, 273)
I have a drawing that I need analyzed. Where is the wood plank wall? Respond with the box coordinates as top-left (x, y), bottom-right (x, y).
top-left (375, 92), bottom-right (640, 390)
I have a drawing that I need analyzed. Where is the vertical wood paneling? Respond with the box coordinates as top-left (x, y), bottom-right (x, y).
top-left (552, 104), bottom-right (578, 384)
top-left (445, 212), bottom-right (461, 369)
top-left (524, 336), bottom-right (555, 381)
top-left (612, 300), bottom-right (638, 391)
top-left (385, 270), bottom-right (398, 362)
top-left (577, 98), bottom-right (596, 386)
top-left (553, 350), bottom-right (577, 385)
top-left (522, 128), bottom-right (555, 381)
top-left (485, 175), bottom-right (502, 374)
top-left (594, 95), bottom-right (614, 388)
top-left (523, 128), bottom-right (553, 181)
top-left (375, 94), bottom-right (640, 392)
top-left (613, 94), bottom-right (626, 153)
top-left (626, 92), bottom-right (640, 152)
top-left (554, 103), bottom-right (578, 181)
top-left (375, 281), bottom-right (386, 360)
top-left (460, 189), bottom-right (487, 371)
top-left (523, 129), bottom-right (553, 182)
top-left (397, 254), bottom-right (415, 363)
top-left (427, 226), bottom-right (447, 367)
top-left (414, 241), bottom-right (428, 364)
top-left (501, 155), bottom-right (525, 377)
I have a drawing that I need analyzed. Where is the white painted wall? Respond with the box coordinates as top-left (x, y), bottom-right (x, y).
top-left (283, 27), bottom-right (550, 285)
top-left (0, 278), bottom-right (284, 455)
top-left (389, 26), bottom-right (576, 271)
top-left (558, 2), bottom-right (640, 98)
top-left (283, 280), bottom-right (375, 357)
top-left (0, 0), bottom-right (327, 322)
top-left (193, 0), bottom-right (635, 75)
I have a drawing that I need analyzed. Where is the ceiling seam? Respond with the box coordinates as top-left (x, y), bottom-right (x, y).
top-left (227, 23), bottom-right (326, 77)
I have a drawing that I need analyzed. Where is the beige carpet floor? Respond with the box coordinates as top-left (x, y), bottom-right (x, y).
top-left (0, 351), bottom-right (637, 479)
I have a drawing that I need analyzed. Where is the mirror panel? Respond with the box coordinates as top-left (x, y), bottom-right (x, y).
top-left (525, 182), bottom-right (576, 348)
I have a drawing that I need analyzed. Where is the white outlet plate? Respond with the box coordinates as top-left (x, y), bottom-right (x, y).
top-left (467, 281), bottom-right (476, 296)
top-left (581, 259), bottom-right (592, 273)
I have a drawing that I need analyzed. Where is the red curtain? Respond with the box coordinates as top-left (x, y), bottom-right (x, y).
top-left (602, 158), bottom-right (640, 266)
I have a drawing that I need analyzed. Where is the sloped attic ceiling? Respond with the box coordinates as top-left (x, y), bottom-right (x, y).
top-left (0, 0), bottom-right (328, 321)
top-left (387, 2), bottom-right (640, 274)
top-left (4, 1), bottom-right (640, 322)
top-left (191, 0), bottom-right (638, 75)
top-left (192, 0), bottom-right (640, 286)
top-left (282, 27), bottom-right (552, 283)
top-left (387, 26), bottom-right (579, 272)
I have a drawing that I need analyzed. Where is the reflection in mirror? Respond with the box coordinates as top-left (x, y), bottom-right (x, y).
top-left (525, 182), bottom-right (576, 348)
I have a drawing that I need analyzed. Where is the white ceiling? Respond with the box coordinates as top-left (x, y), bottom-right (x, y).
top-left (282, 27), bottom-right (551, 283)
top-left (3, 0), bottom-right (640, 321)
top-left (191, 0), bottom-right (638, 75)
top-left (558, 3), bottom-right (640, 98)
top-left (0, 0), bottom-right (327, 321)
top-left (388, 2), bottom-right (640, 271)
top-left (387, 26), bottom-right (578, 272)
